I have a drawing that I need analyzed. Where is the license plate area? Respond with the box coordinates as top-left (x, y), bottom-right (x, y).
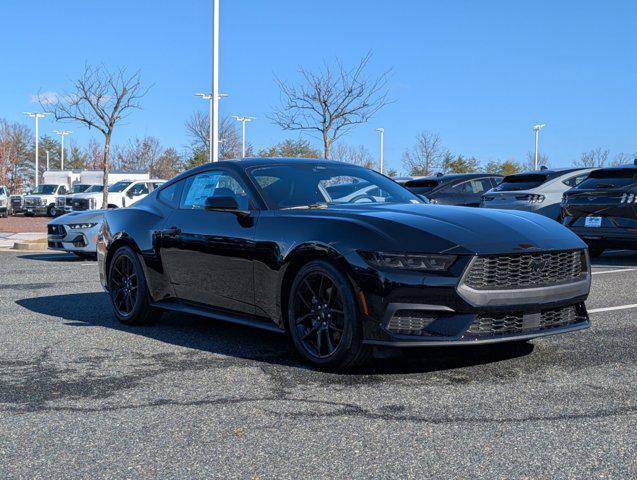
top-left (585, 216), bottom-right (602, 228)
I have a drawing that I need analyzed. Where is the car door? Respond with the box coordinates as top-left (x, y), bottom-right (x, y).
top-left (123, 182), bottom-right (150, 207)
top-left (158, 169), bottom-right (258, 315)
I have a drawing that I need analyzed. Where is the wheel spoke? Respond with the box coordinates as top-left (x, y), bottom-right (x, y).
top-left (325, 330), bottom-right (334, 353)
top-left (316, 327), bottom-right (322, 353)
top-left (295, 313), bottom-right (314, 325)
top-left (302, 324), bottom-right (320, 340)
top-left (303, 278), bottom-right (318, 301)
top-left (296, 290), bottom-right (311, 309)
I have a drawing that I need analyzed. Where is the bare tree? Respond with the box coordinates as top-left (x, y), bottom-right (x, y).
top-left (611, 151), bottom-right (637, 166)
top-left (151, 148), bottom-right (183, 179)
top-left (86, 138), bottom-right (104, 170)
top-left (574, 148), bottom-right (609, 168)
top-left (271, 53), bottom-right (391, 158)
top-left (113, 136), bottom-right (163, 173)
top-left (332, 143), bottom-right (377, 170)
top-left (185, 112), bottom-right (245, 161)
top-left (524, 151), bottom-right (550, 170)
top-left (0, 119), bottom-right (32, 193)
top-left (42, 64), bottom-right (149, 208)
top-left (402, 131), bottom-right (447, 176)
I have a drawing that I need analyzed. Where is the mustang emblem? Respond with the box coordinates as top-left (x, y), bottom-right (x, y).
top-left (530, 258), bottom-right (549, 273)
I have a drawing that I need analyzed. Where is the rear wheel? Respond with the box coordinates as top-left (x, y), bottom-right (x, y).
top-left (287, 260), bottom-right (370, 368)
top-left (108, 245), bottom-right (160, 325)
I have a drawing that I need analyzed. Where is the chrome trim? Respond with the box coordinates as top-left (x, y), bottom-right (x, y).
top-left (456, 255), bottom-right (591, 307)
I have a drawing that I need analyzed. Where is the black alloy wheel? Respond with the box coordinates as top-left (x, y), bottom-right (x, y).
top-left (288, 260), bottom-right (370, 368)
top-left (108, 245), bottom-right (159, 325)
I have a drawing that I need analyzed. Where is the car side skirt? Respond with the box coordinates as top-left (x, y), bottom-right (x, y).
top-left (151, 299), bottom-right (286, 334)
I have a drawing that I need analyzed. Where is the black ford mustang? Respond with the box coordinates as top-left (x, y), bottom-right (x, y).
top-left (98, 158), bottom-right (591, 368)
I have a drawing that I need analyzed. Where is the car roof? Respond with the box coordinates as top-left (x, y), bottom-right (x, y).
top-left (506, 167), bottom-right (591, 179)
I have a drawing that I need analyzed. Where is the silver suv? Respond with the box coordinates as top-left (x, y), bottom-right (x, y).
top-left (481, 168), bottom-right (595, 220)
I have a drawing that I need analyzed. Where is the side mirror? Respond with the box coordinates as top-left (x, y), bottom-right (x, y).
top-left (126, 190), bottom-right (135, 198)
top-left (204, 195), bottom-right (240, 212)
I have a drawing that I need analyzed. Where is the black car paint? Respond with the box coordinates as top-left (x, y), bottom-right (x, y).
top-left (562, 164), bottom-right (637, 250)
top-left (404, 173), bottom-right (503, 207)
top-left (98, 159), bottom-right (590, 346)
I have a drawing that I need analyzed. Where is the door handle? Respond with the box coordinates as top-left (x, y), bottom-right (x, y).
top-left (159, 227), bottom-right (181, 237)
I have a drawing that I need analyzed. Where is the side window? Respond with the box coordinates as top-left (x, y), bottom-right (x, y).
top-left (157, 181), bottom-right (184, 208)
top-left (490, 177), bottom-right (502, 188)
top-left (563, 174), bottom-right (589, 187)
top-left (180, 171), bottom-right (251, 210)
top-left (58, 185), bottom-right (68, 194)
top-left (129, 183), bottom-right (149, 196)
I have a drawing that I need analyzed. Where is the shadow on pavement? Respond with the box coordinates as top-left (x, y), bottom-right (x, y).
top-left (16, 292), bottom-right (535, 375)
top-left (18, 253), bottom-right (89, 262)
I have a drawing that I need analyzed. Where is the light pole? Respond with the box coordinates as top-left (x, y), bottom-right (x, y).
top-left (54, 130), bottom-right (72, 170)
top-left (212, 0), bottom-right (220, 162)
top-left (46, 150), bottom-right (50, 171)
top-left (376, 128), bottom-right (385, 174)
top-left (533, 124), bottom-right (546, 170)
top-left (23, 112), bottom-right (49, 188)
top-left (233, 116), bottom-right (255, 158)
top-left (196, 92), bottom-right (228, 163)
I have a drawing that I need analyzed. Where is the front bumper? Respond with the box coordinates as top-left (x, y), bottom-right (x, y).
top-left (24, 205), bottom-right (48, 215)
top-left (47, 223), bottom-right (100, 253)
top-left (355, 253), bottom-right (591, 346)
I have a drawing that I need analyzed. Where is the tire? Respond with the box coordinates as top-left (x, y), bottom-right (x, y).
top-left (287, 260), bottom-right (371, 369)
top-left (107, 245), bottom-right (161, 325)
top-left (47, 205), bottom-right (57, 217)
top-left (1, 209), bottom-right (7, 219)
top-left (73, 251), bottom-right (97, 260)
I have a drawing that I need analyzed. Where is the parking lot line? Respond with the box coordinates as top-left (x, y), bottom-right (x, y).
top-left (589, 304), bottom-right (637, 314)
top-left (591, 268), bottom-right (637, 275)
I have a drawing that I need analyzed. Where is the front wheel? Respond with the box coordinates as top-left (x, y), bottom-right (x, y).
top-left (287, 260), bottom-right (370, 368)
top-left (47, 205), bottom-right (57, 217)
top-left (108, 245), bottom-right (161, 325)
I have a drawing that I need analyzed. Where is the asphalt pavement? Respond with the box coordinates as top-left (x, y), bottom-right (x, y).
top-left (0, 250), bottom-right (635, 479)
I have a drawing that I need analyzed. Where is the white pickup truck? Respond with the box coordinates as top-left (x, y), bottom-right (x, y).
top-left (0, 185), bottom-right (8, 218)
top-left (22, 171), bottom-right (80, 216)
top-left (70, 179), bottom-right (165, 211)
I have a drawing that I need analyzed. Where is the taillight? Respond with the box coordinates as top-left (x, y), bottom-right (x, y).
top-left (520, 194), bottom-right (545, 203)
top-left (620, 193), bottom-right (636, 204)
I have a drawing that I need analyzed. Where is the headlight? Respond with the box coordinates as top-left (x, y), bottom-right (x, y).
top-left (359, 251), bottom-right (457, 272)
top-left (68, 223), bottom-right (97, 229)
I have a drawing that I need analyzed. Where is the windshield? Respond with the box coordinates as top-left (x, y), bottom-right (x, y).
top-left (403, 179), bottom-right (440, 194)
top-left (32, 184), bottom-right (58, 195)
top-left (493, 174), bottom-right (548, 191)
top-left (71, 184), bottom-right (90, 193)
top-left (109, 181), bottom-right (132, 193)
top-left (248, 164), bottom-right (422, 209)
top-left (576, 169), bottom-right (637, 190)
top-left (86, 185), bottom-right (104, 193)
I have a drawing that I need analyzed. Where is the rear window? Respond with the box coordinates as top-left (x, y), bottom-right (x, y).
top-left (493, 174), bottom-right (548, 191)
top-left (404, 179), bottom-right (440, 194)
top-left (576, 169), bottom-right (637, 190)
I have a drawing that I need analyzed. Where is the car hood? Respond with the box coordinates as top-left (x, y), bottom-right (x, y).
top-left (314, 203), bottom-right (586, 255)
top-left (49, 210), bottom-right (105, 225)
top-left (72, 192), bottom-right (103, 199)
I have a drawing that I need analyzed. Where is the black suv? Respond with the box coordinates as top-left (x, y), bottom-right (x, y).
top-left (561, 161), bottom-right (637, 257)
top-left (404, 173), bottom-right (503, 206)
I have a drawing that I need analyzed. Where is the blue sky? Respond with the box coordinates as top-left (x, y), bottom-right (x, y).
top-left (2, 0), bottom-right (636, 173)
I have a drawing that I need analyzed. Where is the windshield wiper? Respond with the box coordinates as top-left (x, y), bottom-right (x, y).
top-left (282, 203), bottom-right (328, 210)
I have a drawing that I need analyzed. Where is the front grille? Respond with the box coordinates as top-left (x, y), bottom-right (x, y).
top-left (66, 197), bottom-right (74, 206)
top-left (466, 305), bottom-right (583, 337)
top-left (10, 197), bottom-right (22, 208)
top-left (25, 198), bottom-right (41, 207)
top-left (386, 309), bottom-right (437, 335)
top-left (47, 224), bottom-right (66, 237)
top-left (464, 250), bottom-right (586, 290)
top-left (72, 198), bottom-right (90, 210)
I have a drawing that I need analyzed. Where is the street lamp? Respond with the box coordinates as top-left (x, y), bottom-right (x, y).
top-left (54, 130), bottom-right (72, 170)
top-left (196, 92), bottom-right (228, 163)
top-left (23, 112), bottom-right (50, 188)
top-left (46, 150), bottom-right (50, 171)
top-left (533, 124), bottom-right (546, 170)
top-left (233, 116), bottom-right (255, 158)
top-left (212, 0), bottom-right (220, 163)
top-left (376, 128), bottom-right (385, 174)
